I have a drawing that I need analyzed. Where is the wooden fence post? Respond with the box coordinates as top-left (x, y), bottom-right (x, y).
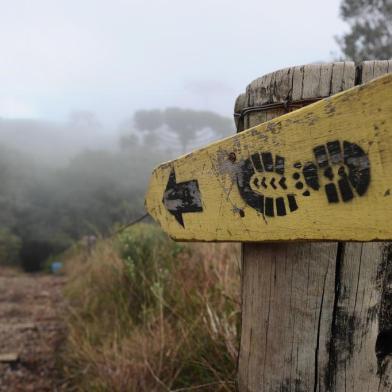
top-left (234, 61), bottom-right (392, 392)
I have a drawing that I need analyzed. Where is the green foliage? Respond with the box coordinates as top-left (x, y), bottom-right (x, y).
top-left (0, 228), bottom-right (21, 265)
top-left (337, 0), bottom-right (392, 61)
top-left (118, 224), bottom-right (183, 323)
top-left (0, 142), bottom-right (163, 270)
top-left (0, 107), bottom-right (232, 271)
top-left (61, 224), bottom-right (240, 391)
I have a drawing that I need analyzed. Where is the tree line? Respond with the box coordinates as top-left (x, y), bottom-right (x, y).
top-left (0, 108), bottom-right (233, 271)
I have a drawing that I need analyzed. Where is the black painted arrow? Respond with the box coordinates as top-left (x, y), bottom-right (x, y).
top-left (162, 169), bottom-right (203, 227)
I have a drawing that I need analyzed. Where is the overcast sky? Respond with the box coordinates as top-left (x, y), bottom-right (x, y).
top-left (0, 0), bottom-right (346, 127)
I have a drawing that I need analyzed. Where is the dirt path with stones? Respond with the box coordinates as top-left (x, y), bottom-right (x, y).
top-left (0, 267), bottom-right (66, 391)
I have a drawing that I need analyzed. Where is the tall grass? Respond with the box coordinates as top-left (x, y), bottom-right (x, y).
top-left (60, 224), bottom-right (240, 391)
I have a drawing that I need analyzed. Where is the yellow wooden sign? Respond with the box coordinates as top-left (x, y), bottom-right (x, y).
top-left (145, 74), bottom-right (392, 242)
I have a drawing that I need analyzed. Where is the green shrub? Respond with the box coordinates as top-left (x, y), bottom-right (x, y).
top-left (60, 224), bottom-right (240, 391)
top-left (117, 224), bottom-right (183, 324)
top-left (0, 228), bottom-right (21, 266)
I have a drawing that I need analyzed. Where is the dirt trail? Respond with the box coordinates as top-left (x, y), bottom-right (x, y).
top-left (0, 267), bottom-right (66, 391)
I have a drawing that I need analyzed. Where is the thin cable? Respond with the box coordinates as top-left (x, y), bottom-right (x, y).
top-left (110, 212), bottom-right (149, 237)
top-left (233, 98), bottom-right (322, 119)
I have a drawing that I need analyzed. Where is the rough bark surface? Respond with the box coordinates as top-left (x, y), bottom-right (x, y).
top-left (236, 61), bottom-right (392, 392)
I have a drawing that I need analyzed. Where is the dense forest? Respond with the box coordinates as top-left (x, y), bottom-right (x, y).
top-left (0, 108), bottom-right (233, 271)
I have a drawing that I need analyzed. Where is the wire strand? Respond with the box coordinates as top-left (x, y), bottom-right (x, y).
top-left (110, 212), bottom-right (149, 237)
top-left (233, 98), bottom-right (322, 119)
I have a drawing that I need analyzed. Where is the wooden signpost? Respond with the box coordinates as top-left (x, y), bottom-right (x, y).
top-left (146, 72), bottom-right (392, 242)
top-left (145, 61), bottom-right (392, 392)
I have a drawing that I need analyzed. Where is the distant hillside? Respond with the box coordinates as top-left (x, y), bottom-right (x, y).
top-left (0, 117), bottom-right (116, 166)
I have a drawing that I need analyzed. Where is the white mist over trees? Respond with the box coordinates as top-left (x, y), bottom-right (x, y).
top-left (0, 108), bottom-right (233, 270)
top-left (120, 108), bottom-right (233, 153)
top-left (0, 114), bottom-right (115, 167)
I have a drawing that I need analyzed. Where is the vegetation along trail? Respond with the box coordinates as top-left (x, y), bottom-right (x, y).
top-left (0, 267), bottom-right (66, 392)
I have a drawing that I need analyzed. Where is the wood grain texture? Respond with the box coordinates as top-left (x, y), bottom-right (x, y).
top-left (238, 61), bottom-right (392, 392)
top-left (325, 242), bottom-right (390, 391)
top-left (145, 71), bottom-right (392, 242)
top-left (325, 61), bottom-right (392, 392)
top-left (239, 242), bottom-right (337, 391)
top-left (238, 63), bottom-right (347, 392)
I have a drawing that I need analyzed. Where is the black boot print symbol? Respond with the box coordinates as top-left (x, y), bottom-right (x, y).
top-left (235, 140), bottom-right (370, 219)
top-left (237, 152), bottom-right (298, 217)
top-left (312, 140), bottom-right (370, 203)
top-left (292, 161), bottom-right (319, 197)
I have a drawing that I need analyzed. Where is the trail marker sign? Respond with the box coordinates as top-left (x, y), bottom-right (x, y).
top-left (145, 73), bottom-right (392, 242)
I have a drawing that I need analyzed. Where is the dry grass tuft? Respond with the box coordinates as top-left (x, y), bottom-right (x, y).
top-left (59, 224), bottom-right (240, 391)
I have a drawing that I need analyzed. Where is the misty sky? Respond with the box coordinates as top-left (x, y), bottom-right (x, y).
top-left (0, 0), bottom-right (346, 127)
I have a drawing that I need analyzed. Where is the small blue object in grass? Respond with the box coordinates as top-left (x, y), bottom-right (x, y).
top-left (51, 261), bottom-right (63, 274)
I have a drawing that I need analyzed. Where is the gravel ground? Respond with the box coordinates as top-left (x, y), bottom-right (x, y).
top-left (0, 267), bottom-right (67, 391)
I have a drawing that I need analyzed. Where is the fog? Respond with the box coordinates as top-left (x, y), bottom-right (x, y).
top-left (0, 107), bottom-right (236, 269)
top-left (1, 0), bottom-right (344, 124)
top-left (0, 0), bottom-right (345, 269)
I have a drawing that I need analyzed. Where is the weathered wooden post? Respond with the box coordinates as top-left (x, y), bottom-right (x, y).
top-left (145, 61), bottom-right (392, 391)
top-left (234, 60), bottom-right (392, 391)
